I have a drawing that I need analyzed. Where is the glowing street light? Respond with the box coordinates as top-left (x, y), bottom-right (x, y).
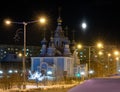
top-left (77, 44), bottom-right (82, 49)
top-left (8, 70), bottom-right (13, 73)
top-left (39, 17), bottom-right (46, 24)
top-left (98, 51), bottom-right (103, 55)
top-left (0, 70), bottom-right (3, 74)
top-left (5, 20), bottom-right (11, 25)
top-left (97, 42), bottom-right (103, 48)
top-left (108, 53), bottom-right (111, 57)
top-left (18, 53), bottom-right (23, 57)
top-left (116, 57), bottom-right (119, 61)
top-left (5, 17), bottom-right (47, 89)
top-left (114, 51), bottom-right (119, 56)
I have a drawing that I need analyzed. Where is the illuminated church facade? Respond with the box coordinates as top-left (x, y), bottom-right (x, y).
top-left (31, 16), bottom-right (80, 78)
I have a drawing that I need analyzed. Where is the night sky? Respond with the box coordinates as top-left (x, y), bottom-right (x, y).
top-left (0, 0), bottom-right (120, 46)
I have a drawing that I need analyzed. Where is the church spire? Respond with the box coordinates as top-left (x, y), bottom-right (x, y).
top-left (54, 8), bottom-right (65, 48)
top-left (71, 29), bottom-right (76, 52)
top-left (57, 7), bottom-right (62, 26)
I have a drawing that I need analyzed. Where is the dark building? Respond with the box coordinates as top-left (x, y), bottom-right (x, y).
top-left (0, 45), bottom-right (40, 74)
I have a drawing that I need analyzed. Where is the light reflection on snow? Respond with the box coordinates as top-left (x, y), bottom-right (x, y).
top-left (28, 70), bottom-right (54, 81)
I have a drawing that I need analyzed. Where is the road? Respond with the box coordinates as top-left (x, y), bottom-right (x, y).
top-left (68, 76), bottom-right (120, 92)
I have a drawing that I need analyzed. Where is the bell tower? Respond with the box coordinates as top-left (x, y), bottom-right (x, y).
top-left (54, 8), bottom-right (65, 48)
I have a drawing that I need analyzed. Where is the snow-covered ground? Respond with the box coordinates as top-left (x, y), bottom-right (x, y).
top-left (0, 82), bottom-right (78, 92)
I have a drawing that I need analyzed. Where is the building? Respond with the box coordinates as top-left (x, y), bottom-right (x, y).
top-left (31, 16), bottom-right (80, 80)
top-left (78, 45), bottom-right (118, 77)
top-left (0, 45), bottom-right (40, 74)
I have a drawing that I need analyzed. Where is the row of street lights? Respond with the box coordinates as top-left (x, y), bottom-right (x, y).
top-left (5, 17), bottom-right (47, 89)
top-left (77, 42), bottom-right (103, 78)
top-left (77, 43), bottom-right (120, 77)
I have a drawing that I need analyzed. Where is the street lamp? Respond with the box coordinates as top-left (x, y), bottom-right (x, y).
top-left (97, 42), bottom-right (103, 48)
top-left (77, 42), bottom-right (103, 78)
top-left (114, 50), bottom-right (119, 56)
top-left (77, 44), bottom-right (82, 49)
top-left (5, 17), bottom-right (46, 89)
top-left (107, 53), bottom-right (111, 75)
top-left (98, 51), bottom-right (103, 56)
top-left (114, 50), bottom-right (120, 74)
top-left (18, 53), bottom-right (23, 57)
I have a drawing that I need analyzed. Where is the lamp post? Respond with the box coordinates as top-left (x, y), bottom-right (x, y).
top-left (107, 53), bottom-right (111, 76)
top-left (77, 42), bottom-right (103, 78)
top-left (114, 50), bottom-right (120, 74)
top-left (5, 17), bottom-right (46, 89)
top-left (88, 46), bottom-right (91, 78)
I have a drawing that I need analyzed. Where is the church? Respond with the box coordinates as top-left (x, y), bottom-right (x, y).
top-left (30, 15), bottom-right (80, 79)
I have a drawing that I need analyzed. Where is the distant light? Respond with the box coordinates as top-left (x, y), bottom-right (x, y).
top-left (89, 70), bottom-right (94, 74)
top-left (116, 57), bottom-right (119, 61)
top-left (108, 53), bottom-right (111, 57)
top-left (26, 49), bottom-right (29, 51)
top-left (105, 65), bottom-right (108, 68)
top-left (47, 71), bottom-right (52, 75)
top-left (14, 70), bottom-right (18, 73)
top-left (98, 51), bottom-right (103, 55)
top-left (8, 70), bottom-right (13, 73)
top-left (118, 69), bottom-right (120, 72)
top-left (81, 72), bottom-right (85, 75)
top-left (95, 55), bottom-right (98, 58)
top-left (76, 73), bottom-right (80, 77)
top-left (114, 51), bottom-right (119, 56)
top-left (81, 22), bottom-right (87, 29)
top-left (0, 70), bottom-right (3, 74)
top-left (18, 53), bottom-right (22, 57)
